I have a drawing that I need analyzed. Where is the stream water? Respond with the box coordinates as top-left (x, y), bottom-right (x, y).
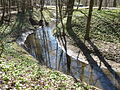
top-left (24, 22), bottom-right (120, 90)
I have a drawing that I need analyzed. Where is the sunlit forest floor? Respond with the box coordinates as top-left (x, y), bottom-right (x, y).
top-left (55, 9), bottom-right (120, 63)
top-left (0, 42), bottom-right (98, 89)
top-left (0, 7), bottom-right (120, 89)
top-left (72, 9), bottom-right (120, 63)
top-left (0, 8), bottom-right (100, 89)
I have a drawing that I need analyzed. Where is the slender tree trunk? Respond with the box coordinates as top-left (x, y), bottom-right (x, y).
top-left (84, 0), bottom-right (94, 40)
top-left (55, 0), bottom-right (60, 70)
top-left (40, 0), bottom-right (44, 11)
top-left (113, 0), bottom-right (117, 7)
top-left (94, 0), bottom-right (98, 6)
top-left (0, 42), bottom-right (4, 57)
top-left (98, 0), bottom-right (103, 10)
top-left (77, 0), bottom-right (81, 9)
top-left (66, 0), bottom-right (75, 35)
top-left (66, 0), bottom-right (75, 73)
top-left (66, 0), bottom-right (74, 29)
top-left (0, 0), bottom-right (5, 25)
top-left (7, 0), bottom-right (11, 25)
top-left (105, 0), bottom-right (108, 7)
top-left (85, 0), bottom-right (88, 6)
top-left (0, 0), bottom-right (2, 6)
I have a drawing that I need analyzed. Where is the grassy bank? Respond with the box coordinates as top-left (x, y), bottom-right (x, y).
top-left (55, 9), bottom-right (120, 43)
top-left (0, 42), bottom-right (98, 90)
top-left (54, 9), bottom-right (120, 63)
top-left (72, 9), bottom-right (120, 43)
top-left (0, 8), bottom-right (99, 89)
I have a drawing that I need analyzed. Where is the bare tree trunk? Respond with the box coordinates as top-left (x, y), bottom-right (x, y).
top-left (66, 0), bottom-right (75, 73)
top-left (66, 0), bottom-right (74, 28)
top-left (0, 0), bottom-right (2, 6)
top-left (0, 42), bottom-right (4, 57)
top-left (77, 0), bottom-right (81, 9)
top-left (105, 0), bottom-right (108, 7)
top-left (113, 0), bottom-right (117, 7)
top-left (94, 0), bottom-right (98, 6)
top-left (7, 0), bottom-right (11, 25)
top-left (84, 0), bottom-right (94, 40)
top-left (0, 0), bottom-right (5, 25)
top-left (98, 0), bottom-right (103, 10)
top-left (40, 0), bottom-right (45, 11)
top-left (85, 0), bottom-right (88, 6)
top-left (66, 0), bottom-right (75, 38)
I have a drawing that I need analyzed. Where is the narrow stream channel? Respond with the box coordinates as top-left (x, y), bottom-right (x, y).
top-left (24, 21), bottom-right (120, 90)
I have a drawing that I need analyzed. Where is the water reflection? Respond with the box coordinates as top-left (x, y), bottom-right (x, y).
top-left (25, 26), bottom-right (120, 90)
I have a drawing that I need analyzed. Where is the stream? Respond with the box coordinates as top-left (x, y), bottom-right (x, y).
top-left (23, 21), bottom-right (120, 90)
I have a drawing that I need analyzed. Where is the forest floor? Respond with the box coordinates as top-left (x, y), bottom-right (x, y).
top-left (0, 8), bottom-right (100, 89)
top-left (0, 42), bottom-right (99, 90)
top-left (55, 9), bottom-right (120, 63)
top-left (54, 9), bottom-right (120, 73)
top-left (72, 9), bottom-right (120, 63)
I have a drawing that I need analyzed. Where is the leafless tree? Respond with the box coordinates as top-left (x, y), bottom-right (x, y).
top-left (84, 0), bottom-right (94, 40)
top-left (98, 0), bottom-right (103, 10)
top-left (0, 0), bottom-right (5, 25)
top-left (113, 0), bottom-right (117, 7)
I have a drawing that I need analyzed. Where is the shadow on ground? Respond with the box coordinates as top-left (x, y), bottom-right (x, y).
top-left (67, 28), bottom-right (119, 90)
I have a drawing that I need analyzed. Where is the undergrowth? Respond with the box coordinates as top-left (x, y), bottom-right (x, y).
top-left (0, 42), bottom-right (98, 90)
top-left (0, 8), bottom-right (99, 88)
top-left (72, 9), bottom-right (120, 43)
